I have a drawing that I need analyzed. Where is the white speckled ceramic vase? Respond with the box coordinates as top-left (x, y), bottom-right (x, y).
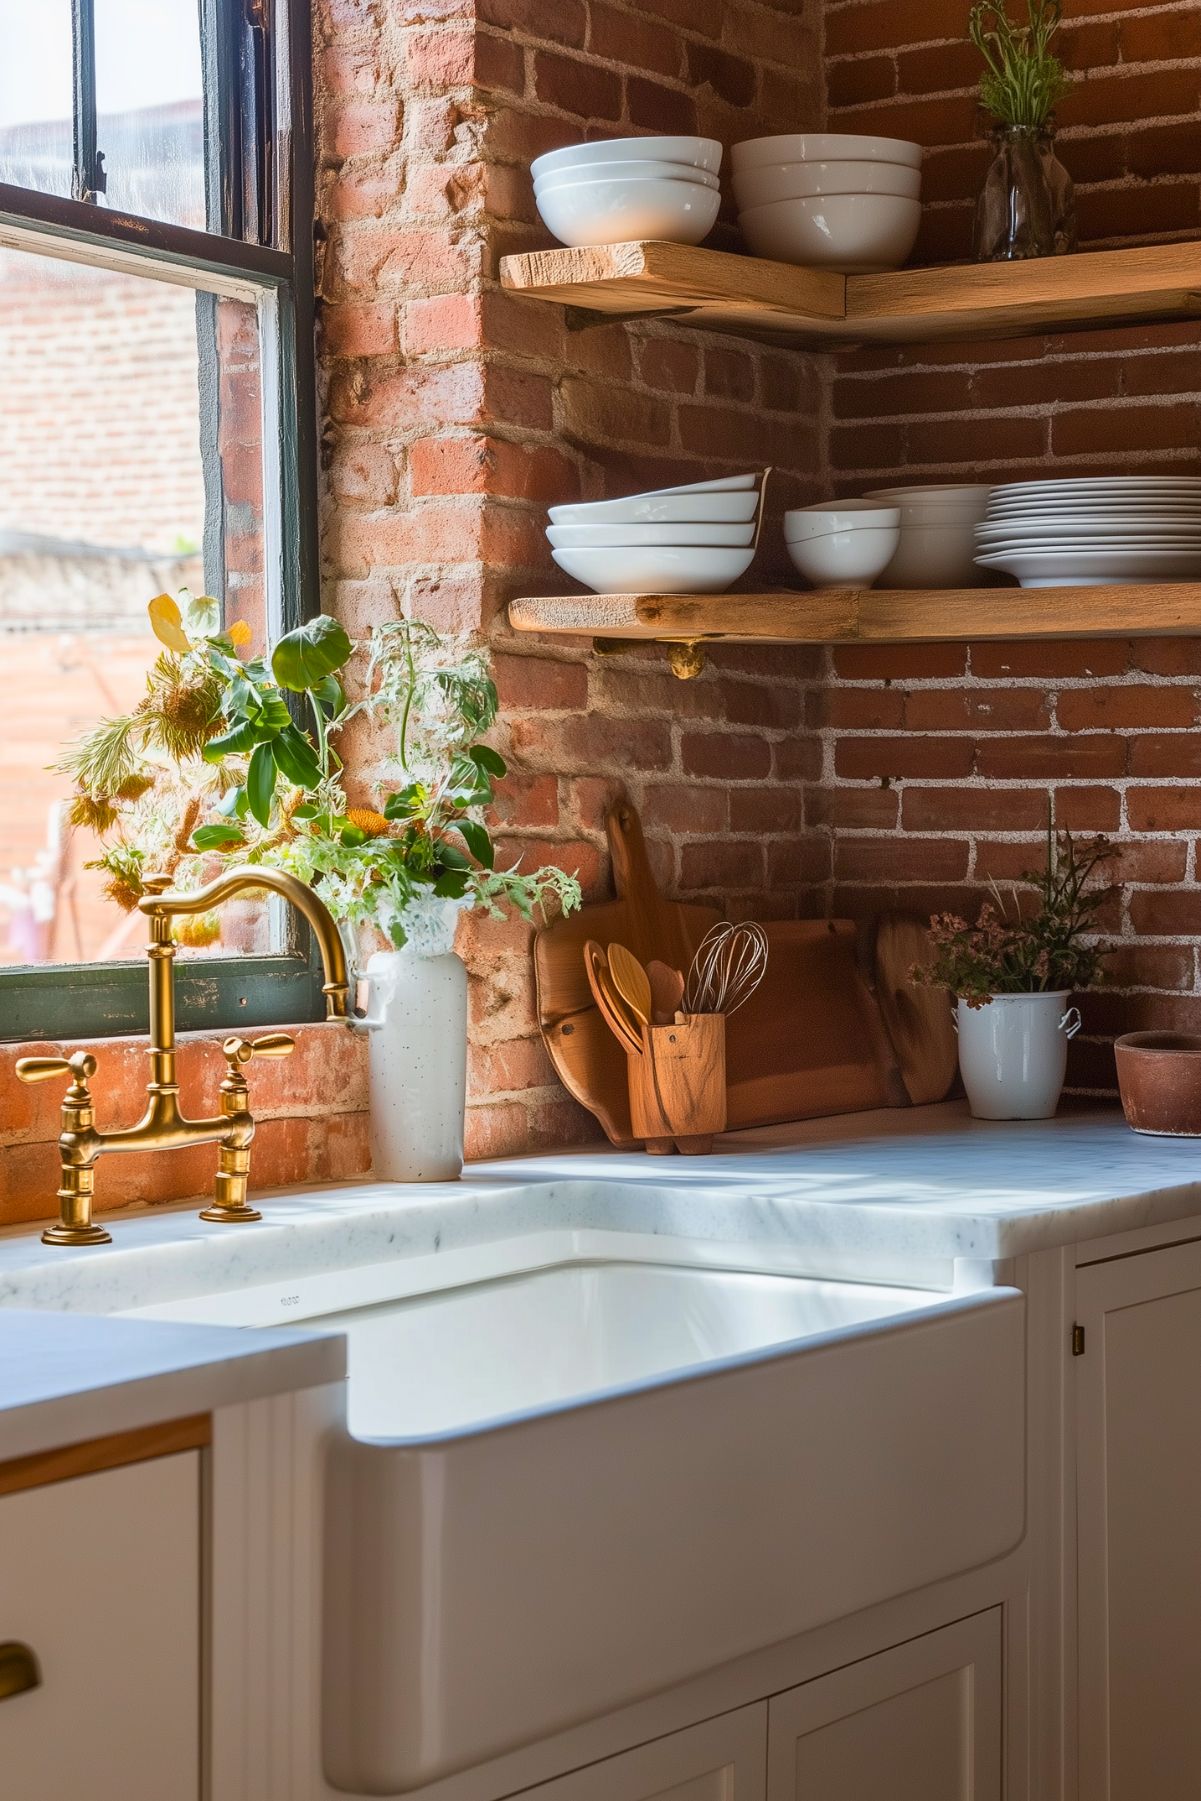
top-left (352, 900), bottom-right (468, 1182)
top-left (955, 990), bottom-right (1082, 1121)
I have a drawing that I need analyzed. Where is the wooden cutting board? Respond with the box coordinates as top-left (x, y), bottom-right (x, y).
top-left (871, 913), bottom-right (958, 1106)
top-left (535, 803), bottom-right (909, 1145)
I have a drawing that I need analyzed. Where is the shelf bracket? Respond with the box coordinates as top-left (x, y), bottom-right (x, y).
top-left (591, 636), bottom-right (708, 680)
top-left (564, 304), bottom-right (701, 332)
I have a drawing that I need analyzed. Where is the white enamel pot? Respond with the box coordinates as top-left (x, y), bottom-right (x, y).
top-left (954, 990), bottom-right (1081, 1121)
top-left (349, 902), bottom-right (469, 1181)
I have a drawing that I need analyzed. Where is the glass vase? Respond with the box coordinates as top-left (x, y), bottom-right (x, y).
top-left (974, 125), bottom-right (1077, 262)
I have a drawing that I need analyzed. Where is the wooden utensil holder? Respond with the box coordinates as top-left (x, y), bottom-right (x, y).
top-left (628, 1013), bottom-right (726, 1155)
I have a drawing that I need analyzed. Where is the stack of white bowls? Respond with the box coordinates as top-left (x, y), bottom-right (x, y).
top-left (547, 473), bottom-right (764, 594)
top-left (784, 501), bottom-right (901, 587)
top-left (532, 136), bottom-right (722, 249)
top-left (732, 133), bottom-right (923, 272)
top-left (862, 484), bottom-right (994, 588)
top-left (975, 477), bottom-right (1201, 587)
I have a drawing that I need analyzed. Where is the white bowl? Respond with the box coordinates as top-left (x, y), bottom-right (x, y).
top-left (537, 176), bottom-right (720, 249)
top-left (638, 472), bottom-right (761, 496)
top-left (732, 159), bottom-right (921, 209)
top-left (532, 136), bottom-right (722, 181)
top-left (536, 159), bottom-right (720, 194)
top-left (867, 483), bottom-right (995, 506)
top-left (732, 133), bottom-right (923, 173)
top-left (738, 192), bottom-right (921, 272)
top-left (547, 521), bottom-right (756, 549)
top-left (549, 489), bottom-right (761, 526)
top-left (787, 524), bottom-right (900, 587)
top-left (785, 503), bottom-right (900, 541)
top-left (880, 521), bottom-right (986, 589)
top-left (552, 546), bottom-right (756, 595)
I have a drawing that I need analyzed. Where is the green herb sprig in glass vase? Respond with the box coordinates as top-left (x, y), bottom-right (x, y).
top-left (968, 0), bottom-right (1077, 261)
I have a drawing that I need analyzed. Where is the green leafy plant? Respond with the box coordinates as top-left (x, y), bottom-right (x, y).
top-left (60, 597), bottom-right (581, 949)
top-left (969, 0), bottom-right (1069, 129)
top-left (913, 812), bottom-right (1114, 1006)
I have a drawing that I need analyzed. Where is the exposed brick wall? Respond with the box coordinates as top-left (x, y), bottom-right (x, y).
top-left (314, 0), bottom-right (827, 1159)
top-left (819, 0), bottom-right (1201, 1090)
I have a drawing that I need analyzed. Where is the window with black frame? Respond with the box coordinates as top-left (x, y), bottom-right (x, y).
top-left (0, 0), bottom-right (320, 1039)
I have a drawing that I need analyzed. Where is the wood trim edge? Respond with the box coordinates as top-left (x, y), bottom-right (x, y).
top-left (0, 1414), bottom-right (212, 1497)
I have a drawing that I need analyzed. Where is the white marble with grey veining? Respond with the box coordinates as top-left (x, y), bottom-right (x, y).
top-left (2, 1104), bottom-right (1200, 1329)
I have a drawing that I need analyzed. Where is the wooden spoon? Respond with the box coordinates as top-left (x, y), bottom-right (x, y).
top-left (646, 959), bottom-right (685, 1026)
top-left (607, 942), bottom-right (653, 1031)
top-left (583, 941), bottom-right (642, 1056)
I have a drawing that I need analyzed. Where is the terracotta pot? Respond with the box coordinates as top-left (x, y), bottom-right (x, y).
top-left (1114, 1032), bottom-right (1201, 1137)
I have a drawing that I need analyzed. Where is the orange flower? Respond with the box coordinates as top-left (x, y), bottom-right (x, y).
top-left (227, 620), bottom-right (252, 648)
top-left (346, 807), bottom-right (391, 839)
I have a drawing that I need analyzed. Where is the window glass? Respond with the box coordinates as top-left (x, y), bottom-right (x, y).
top-left (94, 0), bottom-right (206, 228)
top-left (0, 247), bottom-right (272, 968)
top-left (0, 3), bottom-right (75, 199)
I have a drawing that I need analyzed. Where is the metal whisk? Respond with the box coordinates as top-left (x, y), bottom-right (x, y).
top-left (684, 921), bottom-right (768, 1017)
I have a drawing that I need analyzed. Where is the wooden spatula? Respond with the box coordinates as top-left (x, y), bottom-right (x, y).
top-left (647, 960), bottom-right (685, 1026)
top-left (607, 942), bottom-right (653, 1031)
top-left (583, 941), bottom-right (642, 1056)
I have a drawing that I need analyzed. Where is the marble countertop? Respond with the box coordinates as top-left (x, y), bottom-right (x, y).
top-left (2, 1104), bottom-right (1200, 1330)
top-left (0, 1307), bottom-right (344, 1463)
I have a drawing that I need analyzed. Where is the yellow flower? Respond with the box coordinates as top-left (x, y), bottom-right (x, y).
top-left (175, 912), bottom-right (221, 949)
top-left (227, 619), bottom-right (252, 648)
top-left (346, 807), bottom-right (391, 839)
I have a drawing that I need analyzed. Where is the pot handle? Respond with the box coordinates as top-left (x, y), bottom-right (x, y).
top-left (1059, 1006), bottom-right (1082, 1039)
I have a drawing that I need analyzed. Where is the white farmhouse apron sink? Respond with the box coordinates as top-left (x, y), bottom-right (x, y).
top-left (319, 1261), bottom-right (1025, 1794)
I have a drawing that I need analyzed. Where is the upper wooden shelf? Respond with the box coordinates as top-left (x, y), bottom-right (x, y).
top-left (499, 238), bottom-right (1201, 349)
top-left (509, 585), bottom-right (1201, 646)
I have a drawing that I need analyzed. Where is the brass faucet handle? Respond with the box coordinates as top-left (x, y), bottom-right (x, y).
top-left (16, 1051), bottom-right (98, 1092)
top-left (222, 1033), bottom-right (295, 1071)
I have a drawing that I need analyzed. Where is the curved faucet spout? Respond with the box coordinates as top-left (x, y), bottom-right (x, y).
top-left (139, 865), bottom-right (351, 1020)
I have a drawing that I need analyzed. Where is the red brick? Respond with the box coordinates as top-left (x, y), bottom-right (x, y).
top-left (833, 837), bottom-right (971, 883)
top-left (977, 736), bottom-right (1126, 780)
top-left (493, 652), bottom-right (588, 710)
top-left (1127, 788), bottom-right (1201, 832)
top-left (901, 787), bottom-right (1051, 833)
top-left (682, 731), bottom-right (773, 781)
top-left (835, 736), bottom-right (975, 779)
top-left (533, 48), bottom-right (622, 117)
top-left (1058, 686), bottom-right (1200, 732)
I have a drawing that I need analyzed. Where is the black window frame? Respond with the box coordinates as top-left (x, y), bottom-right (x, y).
top-left (0, 0), bottom-right (323, 1042)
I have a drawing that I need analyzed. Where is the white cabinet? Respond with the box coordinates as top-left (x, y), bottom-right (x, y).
top-left (1076, 1238), bottom-right (1201, 1801)
top-left (517, 1705), bottom-right (767, 1799)
top-left (0, 1451), bottom-right (201, 1801)
top-left (767, 1612), bottom-right (1002, 1801)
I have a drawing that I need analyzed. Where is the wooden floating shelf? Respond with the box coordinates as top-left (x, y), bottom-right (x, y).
top-left (509, 585), bottom-right (1201, 647)
top-left (499, 238), bottom-right (1201, 349)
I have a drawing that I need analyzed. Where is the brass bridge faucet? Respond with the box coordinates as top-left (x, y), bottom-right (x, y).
top-left (16, 868), bottom-right (350, 1247)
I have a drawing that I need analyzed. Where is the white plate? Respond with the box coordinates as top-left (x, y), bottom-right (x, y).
top-left (547, 521), bottom-right (756, 549)
top-left (549, 489), bottom-right (761, 526)
top-left (991, 476), bottom-right (1201, 495)
top-left (976, 547), bottom-right (1201, 587)
top-left (532, 136), bottom-right (722, 180)
top-left (551, 545), bottom-right (756, 594)
top-left (978, 517), bottom-right (1201, 542)
top-left (987, 498), bottom-right (1201, 515)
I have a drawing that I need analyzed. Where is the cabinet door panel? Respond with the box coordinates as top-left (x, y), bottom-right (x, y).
top-left (768, 1612), bottom-right (1002, 1801)
top-left (517, 1704), bottom-right (766, 1800)
top-left (0, 1452), bottom-right (200, 1801)
top-left (1077, 1242), bottom-right (1201, 1801)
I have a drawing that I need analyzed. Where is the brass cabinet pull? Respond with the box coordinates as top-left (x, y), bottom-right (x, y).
top-left (0, 1641), bottom-right (41, 1702)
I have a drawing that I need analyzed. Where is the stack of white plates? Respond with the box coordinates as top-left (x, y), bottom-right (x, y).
top-left (532, 136), bottom-right (722, 249)
top-left (547, 473), bottom-right (764, 593)
top-left (976, 478), bottom-right (1201, 587)
top-left (731, 133), bottom-right (923, 272)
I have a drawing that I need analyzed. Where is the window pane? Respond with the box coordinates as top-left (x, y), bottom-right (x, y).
top-left (94, 0), bottom-right (206, 229)
top-left (0, 2), bottom-right (74, 199)
top-left (0, 247), bottom-right (273, 969)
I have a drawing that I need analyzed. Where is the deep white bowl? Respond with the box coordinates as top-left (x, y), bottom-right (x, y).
top-left (547, 521), bottom-right (756, 549)
top-left (537, 176), bottom-right (720, 248)
top-left (532, 136), bottom-right (723, 181)
top-left (738, 192), bottom-right (922, 272)
top-left (785, 503), bottom-right (900, 541)
top-left (867, 483), bottom-right (995, 507)
top-left (732, 159), bottom-right (921, 209)
top-left (732, 133), bottom-right (923, 173)
top-left (552, 545), bottom-right (756, 595)
top-left (549, 489), bottom-right (761, 526)
top-left (880, 521), bottom-right (986, 589)
top-left (535, 159), bottom-right (720, 194)
top-left (787, 524), bottom-right (900, 587)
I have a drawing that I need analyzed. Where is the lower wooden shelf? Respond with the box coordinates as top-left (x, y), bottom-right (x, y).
top-left (509, 585), bottom-right (1201, 646)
